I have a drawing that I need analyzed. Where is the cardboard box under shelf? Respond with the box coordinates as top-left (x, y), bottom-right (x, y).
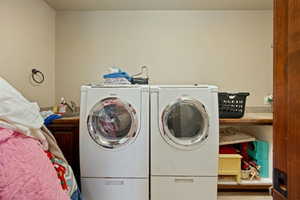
top-left (218, 154), bottom-right (242, 183)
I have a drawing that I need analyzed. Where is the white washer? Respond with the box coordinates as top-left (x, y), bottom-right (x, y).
top-left (150, 85), bottom-right (219, 200)
top-left (80, 85), bottom-right (149, 200)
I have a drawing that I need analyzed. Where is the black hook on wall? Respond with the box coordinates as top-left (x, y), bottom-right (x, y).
top-left (31, 68), bottom-right (45, 84)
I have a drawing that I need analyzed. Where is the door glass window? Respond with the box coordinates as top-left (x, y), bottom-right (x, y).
top-left (87, 97), bottom-right (138, 148)
top-left (161, 97), bottom-right (209, 150)
top-left (166, 102), bottom-right (205, 139)
top-left (91, 100), bottom-right (132, 140)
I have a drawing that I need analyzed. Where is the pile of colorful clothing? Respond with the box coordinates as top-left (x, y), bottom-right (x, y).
top-left (0, 77), bottom-right (81, 200)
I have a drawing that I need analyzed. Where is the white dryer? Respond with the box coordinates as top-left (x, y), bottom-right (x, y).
top-left (150, 85), bottom-right (219, 200)
top-left (80, 85), bottom-right (149, 200)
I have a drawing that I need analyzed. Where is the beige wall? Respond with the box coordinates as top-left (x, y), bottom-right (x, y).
top-left (0, 7), bottom-right (273, 107)
top-left (0, 0), bottom-right (55, 107)
top-left (56, 11), bottom-right (273, 107)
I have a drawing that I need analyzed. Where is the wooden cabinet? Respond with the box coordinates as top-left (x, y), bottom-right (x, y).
top-left (218, 113), bottom-right (273, 190)
top-left (46, 117), bottom-right (80, 187)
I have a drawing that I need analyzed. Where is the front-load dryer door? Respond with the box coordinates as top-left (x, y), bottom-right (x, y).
top-left (152, 86), bottom-right (218, 176)
top-left (160, 96), bottom-right (209, 150)
top-left (87, 97), bottom-right (138, 149)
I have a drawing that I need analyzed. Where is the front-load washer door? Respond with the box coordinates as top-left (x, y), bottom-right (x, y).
top-left (160, 96), bottom-right (209, 150)
top-left (87, 97), bottom-right (138, 149)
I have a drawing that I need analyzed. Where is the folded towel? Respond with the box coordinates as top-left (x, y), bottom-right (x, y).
top-left (103, 72), bottom-right (132, 81)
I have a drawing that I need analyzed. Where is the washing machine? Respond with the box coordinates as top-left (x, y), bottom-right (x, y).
top-left (150, 85), bottom-right (219, 200)
top-left (80, 85), bottom-right (149, 200)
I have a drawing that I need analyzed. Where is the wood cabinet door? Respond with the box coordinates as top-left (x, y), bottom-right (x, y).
top-left (274, 0), bottom-right (300, 199)
top-left (47, 122), bottom-right (80, 188)
top-left (51, 128), bottom-right (75, 166)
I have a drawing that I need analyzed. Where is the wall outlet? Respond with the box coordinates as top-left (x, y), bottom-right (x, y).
top-left (264, 95), bottom-right (273, 105)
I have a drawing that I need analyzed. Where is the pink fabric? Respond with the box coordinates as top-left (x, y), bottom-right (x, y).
top-left (0, 128), bottom-right (69, 200)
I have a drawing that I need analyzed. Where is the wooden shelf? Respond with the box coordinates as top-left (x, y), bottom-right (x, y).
top-left (220, 113), bottom-right (273, 126)
top-left (218, 184), bottom-right (272, 190)
top-left (219, 113), bottom-right (273, 190)
top-left (53, 112), bottom-right (273, 126)
top-left (218, 178), bottom-right (272, 190)
top-left (53, 116), bottom-right (79, 123)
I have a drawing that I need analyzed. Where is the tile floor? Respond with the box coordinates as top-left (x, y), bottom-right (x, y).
top-left (218, 192), bottom-right (272, 200)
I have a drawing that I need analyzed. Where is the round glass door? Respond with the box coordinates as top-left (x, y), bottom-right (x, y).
top-left (160, 97), bottom-right (209, 150)
top-left (87, 97), bottom-right (138, 149)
